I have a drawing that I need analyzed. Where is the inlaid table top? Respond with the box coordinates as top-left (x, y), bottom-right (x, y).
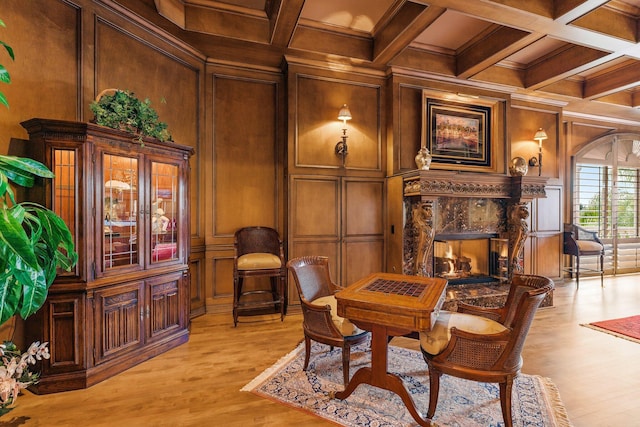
top-left (335, 272), bottom-right (448, 332)
top-left (332, 272), bottom-right (448, 427)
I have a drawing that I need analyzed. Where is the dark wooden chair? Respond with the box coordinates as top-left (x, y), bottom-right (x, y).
top-left (419, 274), bottom-right (554, 427)
top-left (286, 256), bottom-right (369, 386)
top-left (563, 223), bottom-right (604, 288)
top-left (233, 226), bottom-right (286, 327)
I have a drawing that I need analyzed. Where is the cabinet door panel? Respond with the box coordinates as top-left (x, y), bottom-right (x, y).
top-left (100, 153), bottom-right (143, 275)
top-left (146, 272), bottom-right (185, 343)
top-left (94, 282), bottom-right (144, 364)
top-left (149, 160), bottom-right (180, 265)
top-left (43, 294), bottom-right (86, 373)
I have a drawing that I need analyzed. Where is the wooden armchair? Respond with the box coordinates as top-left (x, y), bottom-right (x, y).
top-left (286, 256), bottom-right (369, 386)
top-left (563, 223), bottom-right (604, 288)
top-left (419, 274), bottom-right (554, 427)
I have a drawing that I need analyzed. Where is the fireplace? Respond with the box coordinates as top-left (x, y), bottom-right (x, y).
top-left (401, 170), bottom-right (548, 280)
top-left (433, 235), bottom-right (509, 284)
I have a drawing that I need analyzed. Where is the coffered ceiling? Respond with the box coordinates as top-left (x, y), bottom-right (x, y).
top-left (123, 0), bottom-right (640, 122)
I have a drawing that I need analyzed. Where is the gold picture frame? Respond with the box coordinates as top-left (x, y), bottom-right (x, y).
top-left (422, 90), bottom-right (499, 173)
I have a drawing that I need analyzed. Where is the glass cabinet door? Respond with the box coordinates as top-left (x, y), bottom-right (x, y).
top-left (150, 161), bottom-right (179, 264)
top-left (53, 148), bottom-right (78, 277)
top-left (103, 154), bottom-right (139, 270)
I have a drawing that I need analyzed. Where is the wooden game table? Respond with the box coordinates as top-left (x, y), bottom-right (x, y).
top-left (333, 272), bottom-right (447, 427)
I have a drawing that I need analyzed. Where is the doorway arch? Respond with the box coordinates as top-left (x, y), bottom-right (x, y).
top-left (571, 133), bottom-right (640, 276)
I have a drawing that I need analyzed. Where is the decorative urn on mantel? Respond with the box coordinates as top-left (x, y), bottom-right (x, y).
top-left (415, 146), bottom-right (433, 170)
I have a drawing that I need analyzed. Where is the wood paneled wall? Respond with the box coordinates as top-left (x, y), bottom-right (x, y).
top-left (286, 64), bottom-right (386, 301)
top-left (204, 67), bottom-right (285, 313)
top-left (510, 101), bottom-right (564, 280)
top-left (7, 1), bottom-right (640, 321)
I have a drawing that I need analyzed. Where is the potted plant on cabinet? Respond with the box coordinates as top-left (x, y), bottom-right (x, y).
top-left (0, 17), bottom-right (78, 415)
top-left (90, 88), bottom-right (172, 144)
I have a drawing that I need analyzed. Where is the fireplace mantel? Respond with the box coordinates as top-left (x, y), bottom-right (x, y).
top-left (401, 170), bottom-right (548, 279)
top-left (403, 170), bottom-right (547, 201)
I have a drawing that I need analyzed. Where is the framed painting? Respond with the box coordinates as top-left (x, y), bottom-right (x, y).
top-left (423, 95), bottom-right (493, 170)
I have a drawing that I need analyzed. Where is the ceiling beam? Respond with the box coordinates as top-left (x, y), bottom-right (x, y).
top-left (154, 0), bottom-right (186, 27)
top-left (372, 2), bottom-right (445, 65)
top-left (456, 26), bottom-right (535, 79)
top-left (570, 5), bottom-right (638, 43)
top-left (155, 0), bottom-right (270, 43)
top-left (584, 60), bottom-right (640, 99)
top-left (525, 44), bottom-right (610, 89)
top-left (289, 26), bottom-right (373, 62)
top-left (268, 0), bottom-right (305, 47)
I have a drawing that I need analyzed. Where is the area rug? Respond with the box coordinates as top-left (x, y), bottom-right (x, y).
top-left (582, 314), bottom-right (640, 344)
top-left (242, 340), bottom-right (572, 426)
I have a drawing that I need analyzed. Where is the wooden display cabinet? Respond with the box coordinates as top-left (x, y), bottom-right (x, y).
top-left (20, 118), bottom-right (194, 393)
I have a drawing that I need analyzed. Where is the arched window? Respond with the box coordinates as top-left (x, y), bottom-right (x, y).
top-left (572, 134), bottom-right (640, 275)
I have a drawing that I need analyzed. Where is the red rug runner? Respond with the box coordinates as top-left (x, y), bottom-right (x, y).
top-left (583, 314), bottom-right (640, 343)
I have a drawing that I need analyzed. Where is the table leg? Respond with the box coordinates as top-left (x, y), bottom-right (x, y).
top-left (333, 324), bottom-right (431, 426)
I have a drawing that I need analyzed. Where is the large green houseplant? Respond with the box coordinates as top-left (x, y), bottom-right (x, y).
top-left (0, 18), bottom-right (77, 326)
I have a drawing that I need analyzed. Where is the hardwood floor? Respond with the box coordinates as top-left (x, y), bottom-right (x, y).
top-left (4, 274), bottom-right (640, 426)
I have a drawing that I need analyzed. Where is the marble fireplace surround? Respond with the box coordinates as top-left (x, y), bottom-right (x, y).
top-left (401, 170), bottom-right (548, 308)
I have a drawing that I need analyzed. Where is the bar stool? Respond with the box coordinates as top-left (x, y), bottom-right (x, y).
top-left (233, 226), bottom-right (286, 326)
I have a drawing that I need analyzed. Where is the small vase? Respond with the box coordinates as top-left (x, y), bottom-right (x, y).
top-left (415, 147), bottom-right (432, 170)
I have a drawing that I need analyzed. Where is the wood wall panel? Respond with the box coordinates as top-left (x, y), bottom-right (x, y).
top-left (344, 179), bottom-right (384, 237)
top-left (213, 76), bottom-right (279, 236)
top-left (1, 0), bottom-right (79, 150)
top-left (189, 250), bottom-right (205, 317)
top-left (344, 240), bottom-right (384, 286)
top-left (536, 235), bottom-right (563, 279)
top-left (289, 241), bottom-right (340, 278)
top-left (95, 23), bottom-right (199, 151)
top-left (204, 253), bottom-right (234, 314)
top-left (295, 75), bottom-right (381, 170)
top-left (291, 177), bottom-right (339, 237)
top-left (397, 85), bottom-right (423, 172)
top-left (510, 105), bottom-right (559, 180)
top-left (538, 186), bottom-right (562, 232)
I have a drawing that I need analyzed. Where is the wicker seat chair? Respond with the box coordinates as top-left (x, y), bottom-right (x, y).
top-left (419, 274), bottom-right (554, 427)
top-left (286, 256), bottom-right (369, 386)
top-left (563, 223), bottom-right (604, 288)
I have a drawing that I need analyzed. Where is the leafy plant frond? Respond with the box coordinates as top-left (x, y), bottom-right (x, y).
top-left (90, 89), bottom-right (172, 143)
top-left (0, 158), bottom-right (79, 325)
top-left (0, 41), bottom-right (15, 62)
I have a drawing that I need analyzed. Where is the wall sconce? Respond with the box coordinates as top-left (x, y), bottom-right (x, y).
top-left (529, 128), bottom-right (547, 176)
top-left (335, 104), bottom-right (352, 166)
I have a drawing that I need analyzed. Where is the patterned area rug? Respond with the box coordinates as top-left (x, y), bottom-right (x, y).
top-left (242, 340), bottom-right (572, 426)
top-left (582, 314), bottom-right (640, 343)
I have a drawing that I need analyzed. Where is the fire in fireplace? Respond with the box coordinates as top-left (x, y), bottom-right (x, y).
top-left (433, 235), bottom-right (509, 284)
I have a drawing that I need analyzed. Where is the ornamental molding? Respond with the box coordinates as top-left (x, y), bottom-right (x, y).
top-left (403, 170), bottom-right (547, 201)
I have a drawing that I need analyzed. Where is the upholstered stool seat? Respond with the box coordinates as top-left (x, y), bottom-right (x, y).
top-left (237, 253), bottom-right (282, 270)
top-left (419, 311), bottom-right (507, 355)
top-left (576, 240), bottom-right (604, 252)
top-left (311, 295), bottom-right (365, 336)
